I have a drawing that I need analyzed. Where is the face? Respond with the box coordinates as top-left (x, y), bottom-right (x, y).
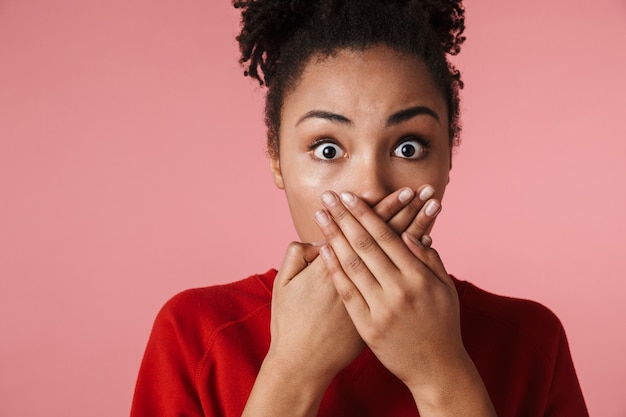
top-left (271, 45), bottom-right (452, 243)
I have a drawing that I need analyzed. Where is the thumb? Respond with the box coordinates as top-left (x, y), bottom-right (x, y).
top-left (402, 232), bottom-right (455, 290)
top-left (275, 241), bottom-right (320, 287)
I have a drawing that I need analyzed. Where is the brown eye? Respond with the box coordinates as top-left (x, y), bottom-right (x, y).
top-left (313, 143), bottom-right (344, 160)
top-left (393, 139), bottom-right (425, 160)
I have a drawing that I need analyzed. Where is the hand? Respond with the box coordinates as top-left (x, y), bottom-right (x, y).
top-left (372, 185), bottom-right (438, 244)
top-left (314, 190), bottom-right (465, 393)
top-left (243, 187), bottom-right (455, 417)
top-left (266, 186), bottom-right (437, 383)
top-left (268, 243), bottom-right (364, 384)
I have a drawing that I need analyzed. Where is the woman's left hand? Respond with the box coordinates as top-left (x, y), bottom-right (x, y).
top-left (314, 190), bottom-right (484, 409)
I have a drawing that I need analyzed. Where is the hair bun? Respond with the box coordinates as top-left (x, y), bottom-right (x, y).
top-left (419, 0), bottom-right (466, 55)
top-left (234, 0), bottom-right (318, 85)
top-left (235, 0), bottom-right (466, 86)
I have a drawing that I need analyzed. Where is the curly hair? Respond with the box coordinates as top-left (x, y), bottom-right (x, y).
top-left (234, 0), bottom-right (466, 157)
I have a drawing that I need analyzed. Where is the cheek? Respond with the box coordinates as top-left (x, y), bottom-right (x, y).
top-left (393, 164), bottom-right (450, 199)
top-left (280, 165), bottom-right (332, 242)
top-left (430, 170), bottom-right (450, 199)
top-left (422, 152), bottom-right (451, 199)
top-left (281, 153), bottom-right (345, 205)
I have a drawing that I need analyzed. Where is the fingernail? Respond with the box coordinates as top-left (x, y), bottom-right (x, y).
top-left (420, 235), bottom-right (432, 247)
top-left (404, 232), bottom-right (422, 247)
top-left (315, 210), bottom-right (330, 226)
top-left (398, 188), bottom-right (414, 203)
top-left (424, 200), bottom-right (441, 217)
top-left (321, 191), bottom-right (338, 207)
top-left (320, 245), bottom-right (332, 260)
top-left (340, 191), bottom-right (356, 207)
top-left (419, 186), bottom-right (435, 202)
top-left (310, 240), bottom-right (327, 247)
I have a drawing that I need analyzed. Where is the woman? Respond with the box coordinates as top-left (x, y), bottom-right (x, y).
top-left (131, 0), bottom-right (588, 415)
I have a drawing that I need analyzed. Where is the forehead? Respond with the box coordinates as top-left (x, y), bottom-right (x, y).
top-left (281, 45), bottom-right (448, 124)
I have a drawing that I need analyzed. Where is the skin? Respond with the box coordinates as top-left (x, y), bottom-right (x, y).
top-left (271, 45), bottom-right (451, 243)
top-left (243, 45), bottom-right (496, 417)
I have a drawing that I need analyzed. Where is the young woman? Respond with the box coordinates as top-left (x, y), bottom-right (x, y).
top-left (131, 1), bottom-right (588, 416)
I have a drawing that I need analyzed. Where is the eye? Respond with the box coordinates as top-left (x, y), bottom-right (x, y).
top-left (312, 142), bottom-right (345, 160)
top-left (392, 138), bottom-right (426, 160)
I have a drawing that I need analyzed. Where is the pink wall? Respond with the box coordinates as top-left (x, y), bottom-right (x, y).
top-left (0, 1), bottom-right (624, 416)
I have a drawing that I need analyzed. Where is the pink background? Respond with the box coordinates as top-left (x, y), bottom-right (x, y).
top-left (1, 1), bottom-right (625, 416)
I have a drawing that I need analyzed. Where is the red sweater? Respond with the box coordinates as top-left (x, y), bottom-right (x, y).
top-left (131, 269), bottom-right (588, 416)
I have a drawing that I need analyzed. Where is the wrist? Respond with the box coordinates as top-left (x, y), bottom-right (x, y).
top-left (242, 353), bottom-right (333, 417)
top-left (262, 350), bottom-right (334, 394)
top-left (264, 342), bottom-right (347, 386)
top-left (407, 352), bottom-right (496, 417)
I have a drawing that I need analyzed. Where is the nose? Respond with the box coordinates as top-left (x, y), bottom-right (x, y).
top-left (348, 156), bottom-right (393, 207)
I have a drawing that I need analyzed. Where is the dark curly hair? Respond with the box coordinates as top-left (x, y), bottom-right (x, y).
top-left (234, 0), bottom-right (466, 157)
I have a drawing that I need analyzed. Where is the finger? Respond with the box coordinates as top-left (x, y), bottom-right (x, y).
top-left (386, 185), bottom-right (436, 235)
top-left (372, 187), bottom-right (415, 224)
top-left (314, 206), bottom-right (383, 295)
top-left (275, 241), bottom-right (320, 287)
top-left (323, 190), bottom-right (417, 283)
top-left (402, 232), bottom-right (455, 290)
top-left (403, 198), bottom-right (442, 241)
top-left (319, 244), bottom-right (371, 317)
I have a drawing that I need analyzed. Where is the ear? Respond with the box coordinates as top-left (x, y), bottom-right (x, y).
top-left (270, 152), bottom-right (285, 189)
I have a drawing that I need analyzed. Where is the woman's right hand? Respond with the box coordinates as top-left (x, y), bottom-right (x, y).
top-left (242, 243), bottom-right (363, 417)
top-left (267, 242), bottom-right (364, 384)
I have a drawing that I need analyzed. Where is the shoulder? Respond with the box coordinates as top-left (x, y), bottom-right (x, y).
top-left (151, 269), bottom-right (276, 345)
top-left (452, 279), bottom-right (588, 415)
top-left (457, 278), bottom-right (560, 327)
top-left (131, 270), bottom-right (277, 416)
top-left (454, 277), bottom-right (565, 361)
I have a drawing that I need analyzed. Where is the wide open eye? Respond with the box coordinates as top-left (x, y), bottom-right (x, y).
top-left (312, 142), bottom-right (345, 160)
top-left (392, 139), bottom-right (426, 160)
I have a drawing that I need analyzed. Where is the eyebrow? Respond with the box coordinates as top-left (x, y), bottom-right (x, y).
top-left (296, 110), bottom-right (353, 126)
top-left (295, 105), bottom-right (440, 127)
top-left (385, 106), bottom-right (440, 126)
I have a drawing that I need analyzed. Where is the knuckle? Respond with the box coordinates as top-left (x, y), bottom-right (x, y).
top-left (365, 314), bottom-right (391, 342)
top-left (410, 215), bottom-right (430, 232)
top-left (364, 326), bottom-right (384, 343)
top-left (354, 234), bottom-right (376, 252)
top-left (332, 206), bottom-right (349, 221)
top-left (407, 199), bottom-right (421, 214)
top-left (427, 247), bottom-right (442, 263)
top-left (323, 226), bottom-right (341, 242)
top-left (285, 241), bottom-right (303, 256)
top-left (345, 254), bottom-right (364, 273)
top-left (338, 287), bottom-right (355, 302)
top-left (374, 200), bottom-right (394, 218)
top-left (376, 226), bottom-right (396, 243)
top-left (416, 277), bottom-right (434, 296)
top-left (389, 285), bottom-right (415, 306)
top-left (377, 306), bottom-right (394, 324)
top-left (350, 202), bottom-right (368, 218)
